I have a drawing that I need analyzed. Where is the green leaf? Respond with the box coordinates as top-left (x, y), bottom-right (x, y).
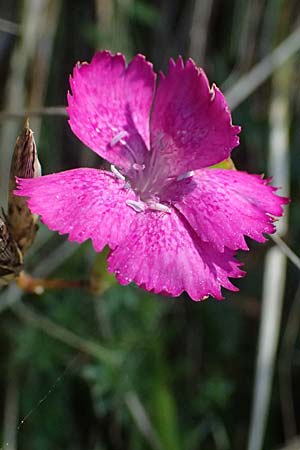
top-left (90, 246), bottom-right (117, 294)
top-left (210, 158), bottom-right (236, 170)
top-left (151, 382), bottom-right (182, 450)
top-left (130, 1), bottom-right (160, 27)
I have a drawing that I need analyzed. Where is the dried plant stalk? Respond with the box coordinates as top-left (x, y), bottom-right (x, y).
top-left (189, 0), bottom-right (213, 64)
top-left (0, 121), bottom-right (41, 287)
top-left (7, 120), bottom-right (41, 254)
top-left (0, 217), bottom-right (23, 287)
top-left (3, 370), bottom-right (20, 450)
top-left (247, 54), bottom-right (292, 450)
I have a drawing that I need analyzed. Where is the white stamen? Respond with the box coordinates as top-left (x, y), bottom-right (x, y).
top-left (132, 163), bottom-right (145, 171)
top-left (177, 171), bottom-right (194, 181)
top-left (148, 202), bottom-right (171, 213)
top-left (210, 84), bottom-right (216, 102)
top-left (111, 164), bottom-right (125, 181)
top-left (110, 131), bottom-right (127, 147)
top-left (126, 199), bottom-right (146, 213)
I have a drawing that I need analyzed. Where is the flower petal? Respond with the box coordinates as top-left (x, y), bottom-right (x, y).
top-left (15, 169), bottom-right (136, 251)
top-left (150, 57), bottom-right (240, 178)
top-left (67, 51), bottom-right (156, 171)
top-left (168, 169), bottom-right (288, 252)
top-left (108, 210), bottom-right (244, 300)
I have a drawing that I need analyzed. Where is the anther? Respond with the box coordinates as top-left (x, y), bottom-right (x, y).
top-left (148, 202), bottom-right (171, 213)
top-left (210, 84), bottom-right (216, 102)
top-left (111, 164), bottom-right (125, 181)
top-left (177, 171), bottom-right (194, 181)
top-left (126, 199), bottom-right (146, 213)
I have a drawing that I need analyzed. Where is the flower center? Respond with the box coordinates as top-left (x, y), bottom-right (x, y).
top-left (109, 130), bottom-right (193, 213)
top-left (109, 131), bottom-right (172, 213)
top-left (111, 162), bottom-right (171, 213)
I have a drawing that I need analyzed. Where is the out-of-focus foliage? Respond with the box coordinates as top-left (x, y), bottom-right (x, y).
top-left (0, 1), bottom-right (300, 450)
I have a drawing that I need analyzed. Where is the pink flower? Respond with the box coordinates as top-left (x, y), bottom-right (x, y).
top-left (15, 51), bottom-right (288, 300)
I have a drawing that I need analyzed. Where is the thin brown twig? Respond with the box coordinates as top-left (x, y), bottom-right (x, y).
top-left (16, 271), bottom-right (87, 294)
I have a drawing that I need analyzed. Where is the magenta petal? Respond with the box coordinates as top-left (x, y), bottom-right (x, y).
top-left (168, 169), bottom-right (288, 252)
top-left (15, 169), bottom-right (137, 251)
top-left (108, 210), bottom-right (245, 301)
top-left (67, 51), bottom-right (156, 171)
top-left (150, 57), bottom-right (240, 178)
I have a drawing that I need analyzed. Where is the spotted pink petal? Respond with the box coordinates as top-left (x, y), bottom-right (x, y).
top-left (108, 210), bottom-right (245, 300)
top-left (150, 57), bottom-right (240, 178)
top-left (67, 51), bottom-right (156, 172)
top-left (167, 169), bottom-right (288, 252)
top-left (15, 169), bottom-right (136, 252)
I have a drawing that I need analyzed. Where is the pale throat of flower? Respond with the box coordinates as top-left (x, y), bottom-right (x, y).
top-left (109, 130), bottom-right (194, 214)
top-left (111, 162), bottom-right (172, 213)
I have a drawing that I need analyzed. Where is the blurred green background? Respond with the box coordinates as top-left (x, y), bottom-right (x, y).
top-left (0, 1), bottom-right (300, 449)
